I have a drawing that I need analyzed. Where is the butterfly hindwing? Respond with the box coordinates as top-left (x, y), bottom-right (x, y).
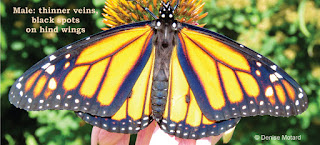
top-left (176, 23), bottom-right (308, 121)
top-left (76, 47), bottom-right (156, 133)
top-left (9, 21), bottom-right (155, 119)
top-left (158, 46), bottom-right (240, 139)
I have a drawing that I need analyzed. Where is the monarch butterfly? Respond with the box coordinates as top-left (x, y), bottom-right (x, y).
top-left (9, 1), bottom-right (308, 140)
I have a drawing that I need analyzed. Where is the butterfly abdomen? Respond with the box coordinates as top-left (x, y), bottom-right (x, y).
top-left (151, 73), bottom-right (168, 121)
top-left (151, 34), bottom-right (173, 121)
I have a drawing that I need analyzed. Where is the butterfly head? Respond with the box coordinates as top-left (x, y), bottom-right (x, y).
top-left (154, 1), bottom-right (178, 31)
top-left (159, 1), bottom-right (175, 22)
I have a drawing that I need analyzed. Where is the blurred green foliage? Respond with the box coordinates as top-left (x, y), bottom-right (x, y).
top-left (1, 0), bottom-right (320, 145)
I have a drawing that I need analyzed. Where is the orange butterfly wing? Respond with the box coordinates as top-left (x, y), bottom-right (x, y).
top-left (77, 48), bottom-right (155, 133)
top-left (176, 23), bottom-right (308, 121)
top-left (9, 22), bottom-right (154, 123)
top-left (159, 46), bottom-right (240, 139)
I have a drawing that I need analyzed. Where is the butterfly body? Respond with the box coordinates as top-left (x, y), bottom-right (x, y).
top-left (150, 3), bottom-right (179, 121)
top-left (9, 2), bottom-right (307, 139)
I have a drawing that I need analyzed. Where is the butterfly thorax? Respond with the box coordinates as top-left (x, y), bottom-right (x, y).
top-left (150, 2), bottom-right (179, 121)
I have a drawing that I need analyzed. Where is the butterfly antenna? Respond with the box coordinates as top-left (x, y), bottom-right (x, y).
top-left (127, 0), bottom-right (158, 19)
top-left (161, 1), bottom-right (179, 12)
top-left (161, 1), bottom-right (166, 6)
top-left (173, 0), bottom-right (179, 11)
